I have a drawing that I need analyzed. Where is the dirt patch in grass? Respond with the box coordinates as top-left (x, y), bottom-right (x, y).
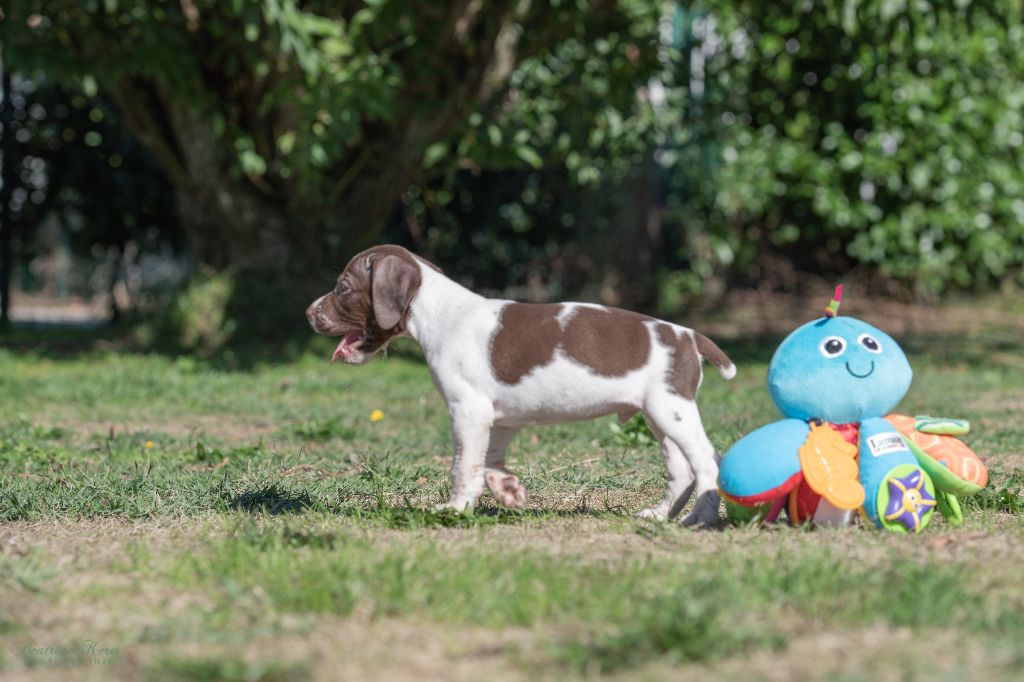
top-left (0, 517), bottom-right (216, 642)
top-left (137, 617), bottom-right (543, 682)
top-left (0, 519), bottom-right (215, 681)
top-left (688, 626), bottom-right (1024, 682)
top-left (2, 602), bottom-right (543, 682)
top-left (3, 514), bottom-right (1024, 681)
top-left (7, 616), bottom-right (1021, 682)
top-left (0, 517), bottom-right (205, 563)
top-left (498, 485), bottom-right (661, 517)
top-left (985, 453), bottom-right (1024, 470)
top-left (39, 416), bottom-right (280, 445)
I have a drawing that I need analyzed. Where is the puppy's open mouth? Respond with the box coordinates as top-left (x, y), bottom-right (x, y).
top-left (332, 330), bottom-right (366, 362)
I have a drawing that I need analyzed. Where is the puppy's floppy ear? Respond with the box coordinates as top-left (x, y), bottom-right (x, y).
top-left (371, 255), bottom-right (420, 330)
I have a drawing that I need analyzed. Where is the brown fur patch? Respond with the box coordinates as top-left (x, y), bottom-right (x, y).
top-left (306, 245), bottom-right (438, 355)
top-left (655, 323), bottom-right (676, 348)
top-left (561, 307), bottom-right (652, 377)
top-left (491, 304), bottom-right (654, 384)
top-left (655, 324), bottom-right (701, 400)
top-left (366, 244), bottom-right (442, 274)
top-left (694, 332), bottom-right (732, 374)
top-left (490, 304), bottom-right (564, 384)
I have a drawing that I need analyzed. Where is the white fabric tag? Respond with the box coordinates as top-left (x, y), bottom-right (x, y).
top-left (866, 432), bottom-right (905, 457)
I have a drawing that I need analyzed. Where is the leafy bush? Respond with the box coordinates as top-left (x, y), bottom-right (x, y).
top-left (607, 414), bottom-right (657, 448)
top-left (410, 0), bottom-right (1024, 299)
top-left (662, 0), bottom-right (1024, 294)
top-left (169, 267), bottom-right (237, 354)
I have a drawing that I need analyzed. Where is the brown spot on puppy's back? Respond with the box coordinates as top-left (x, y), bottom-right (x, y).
top-left (490, 304), bottom-right (563, 384)
top-left (655, 323), bottom-right (676, 349)
top-left (562, 306), bottom-right (652, 377)
top-left (656, 324), bottom-right (701, 400)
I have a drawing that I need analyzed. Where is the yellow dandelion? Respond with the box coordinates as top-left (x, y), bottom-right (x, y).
top-left (370, 410), bottom-right (384, 422)
top-left (144, 440), bottom-right (155, 450)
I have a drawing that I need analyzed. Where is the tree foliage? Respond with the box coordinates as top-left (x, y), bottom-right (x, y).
top-left (2, 0), bottom-right (661, 273)
top-left (2, 0), bottom-right (1022, 305)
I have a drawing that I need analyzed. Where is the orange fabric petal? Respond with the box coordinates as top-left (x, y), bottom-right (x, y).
top-left (799, 422), bottom-right (865, 510)
top-left (885, 414), bottom-right (988, 488)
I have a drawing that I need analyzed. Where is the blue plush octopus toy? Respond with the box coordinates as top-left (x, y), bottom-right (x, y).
top-left (718, 286), bottom-right (988, 532)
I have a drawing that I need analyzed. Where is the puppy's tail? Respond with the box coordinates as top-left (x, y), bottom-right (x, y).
top-left (695, 332), bottom-right (736, 380)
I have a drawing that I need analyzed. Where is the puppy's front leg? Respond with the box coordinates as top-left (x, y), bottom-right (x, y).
top-left (434, 402), bottom-right (493, 512)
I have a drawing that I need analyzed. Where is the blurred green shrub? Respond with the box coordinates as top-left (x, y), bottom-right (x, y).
top-left (170, 267), bottom-right (237, 354)
top-left (409, 0), bottom-right (1024, 299)
top-left (608, 414), bottom-right (657, 448)
top-left (661, 0), bottom-right (1024, 294)
top-left (154, 265), bottom-right (317, 354)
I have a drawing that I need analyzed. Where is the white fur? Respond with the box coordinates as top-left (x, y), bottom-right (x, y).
top-left (388, 262), bottom-right (733, 525)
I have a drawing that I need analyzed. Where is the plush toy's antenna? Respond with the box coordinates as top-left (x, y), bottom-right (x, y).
top-left (825, 284), bottom-right (843, 318)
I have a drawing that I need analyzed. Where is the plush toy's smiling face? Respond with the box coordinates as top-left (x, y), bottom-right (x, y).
top-left (768, 316), bottom-right (913, 423)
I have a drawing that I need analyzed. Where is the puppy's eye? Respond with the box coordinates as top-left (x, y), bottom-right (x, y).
top-left (336, 283), bottom-right (350, 296)
top-left (819, 336), bottom-right (847, 358)
top-left (858, 333), bottom-right (882, 353)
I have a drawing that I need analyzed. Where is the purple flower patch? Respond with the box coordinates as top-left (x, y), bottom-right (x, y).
top-left (884, 469), bottom-right (937, 531)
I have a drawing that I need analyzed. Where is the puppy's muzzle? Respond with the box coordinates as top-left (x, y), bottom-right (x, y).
top-left (305, 303), bottom-right (328, 333)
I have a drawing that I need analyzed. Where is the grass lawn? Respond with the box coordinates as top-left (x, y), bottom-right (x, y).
top-left (1, 299), bottom-right (1023, 681)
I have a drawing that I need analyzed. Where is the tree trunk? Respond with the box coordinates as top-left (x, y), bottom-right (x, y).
top-left (0, 213), bottom-right (11, 331)
top-left (110, 82), bottom-right (299, 273)
top-left (172, 148), bottom-right (294, 272)
top-left (109, 78), bottom-right (419, 276)
top-left (93, 2), bottom-right (610, 277)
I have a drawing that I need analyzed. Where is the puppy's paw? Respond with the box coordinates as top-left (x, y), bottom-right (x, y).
top-left (636, 505), bottom-right (669, 522)
top-left (679, 490), bottom-right (721, 528)
top-left (679, 510), bottom-right (717, 527)
top-left (431, 500), bottom-right (473, 513)
top-left (485, 469), bottom-right (528, 510)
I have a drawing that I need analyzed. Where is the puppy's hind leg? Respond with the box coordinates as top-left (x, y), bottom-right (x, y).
top-left (636, 417), bottom-right (696, 522)
top-left (483, 426), bottom-right (527, 509)
top-left (643, 396), bottom-right (721, 527)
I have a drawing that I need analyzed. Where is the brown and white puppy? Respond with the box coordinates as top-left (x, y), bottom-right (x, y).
top-left (306, 245), bottom-right (735, 525)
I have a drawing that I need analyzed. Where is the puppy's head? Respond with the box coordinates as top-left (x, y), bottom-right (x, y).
top-left (305, 245), bottom-right (425, 365)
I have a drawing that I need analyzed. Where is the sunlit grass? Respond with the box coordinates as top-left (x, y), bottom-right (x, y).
top-left (0, 324), bottom-right (1021, 680)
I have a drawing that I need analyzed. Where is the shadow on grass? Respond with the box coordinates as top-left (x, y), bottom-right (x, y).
top-left (7, 322), bottom-right (1017, 376)
top-left (230, 484), bottom-right (315, 515)
top-left (0, 321), bottom-right (429, 372)
top-left (900, 329), bottom-right (1024, 368)
top-left (225, 480), bottom-right (625, 528)
top-left (3, 297), bottom-right (1020, 374)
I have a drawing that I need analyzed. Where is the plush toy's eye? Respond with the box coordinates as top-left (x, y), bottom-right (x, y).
top-left (858, 333), bottom-right (882, 353)
top-left (819, 336), bottom-right (847, 358)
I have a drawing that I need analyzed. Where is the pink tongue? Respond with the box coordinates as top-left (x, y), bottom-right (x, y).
top-left (331, 331), bottom-right (364, 362)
